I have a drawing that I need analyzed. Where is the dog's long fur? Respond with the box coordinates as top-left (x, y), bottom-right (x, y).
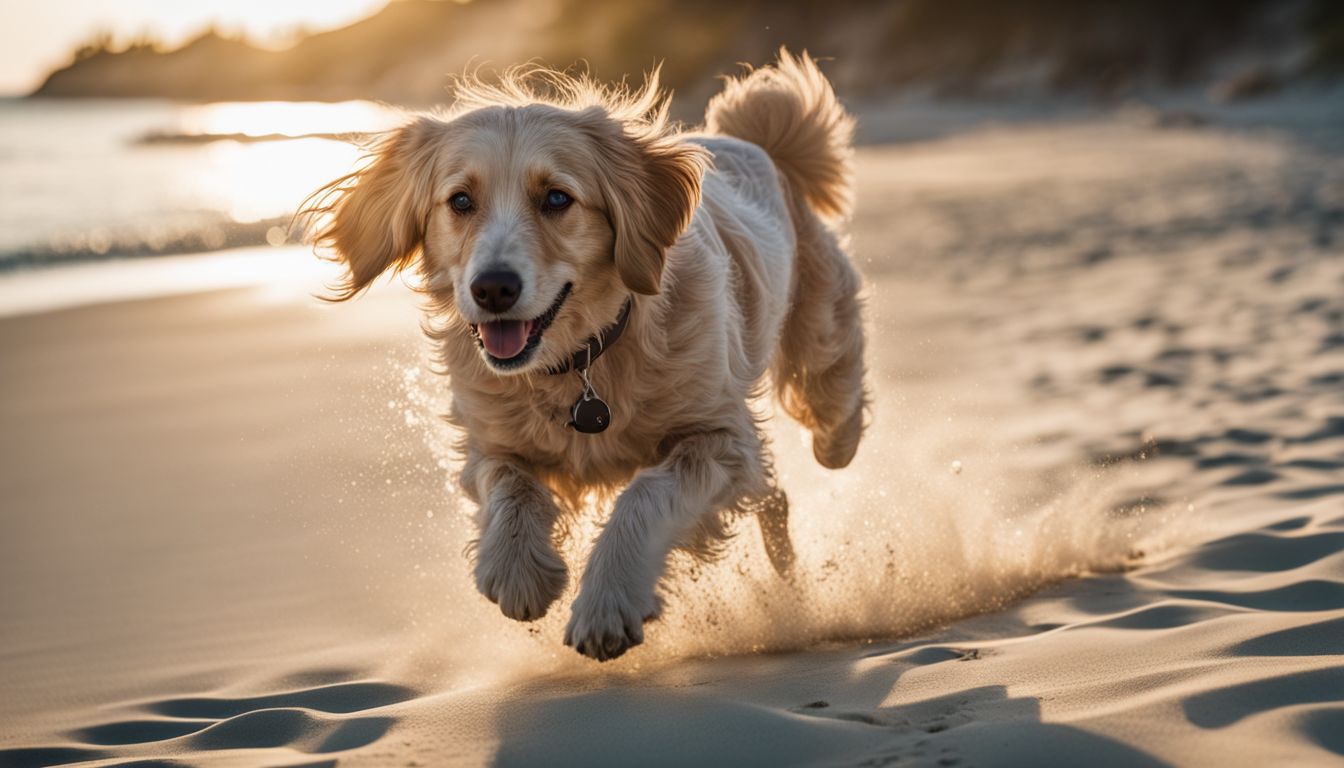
top-left (306, 50), bottom-right (868, 661)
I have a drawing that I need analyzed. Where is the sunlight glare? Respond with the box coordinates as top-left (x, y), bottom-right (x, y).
top-left (178, 100), bottom-right (403, 139)
top-left (198, 137), bottom-right (364, 223)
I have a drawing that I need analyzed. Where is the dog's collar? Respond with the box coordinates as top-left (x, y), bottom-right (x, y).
top-left (546, 297), bottom-right (633, 376)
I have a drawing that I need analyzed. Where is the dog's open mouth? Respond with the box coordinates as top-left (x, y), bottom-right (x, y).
top-left (470, 282), bottom-right (572, 366)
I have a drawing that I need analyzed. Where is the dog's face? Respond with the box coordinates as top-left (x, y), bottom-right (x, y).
top-left (311, 100), bottom-right (707, 375)
top-left (425, 106), bottom-right (625, 374)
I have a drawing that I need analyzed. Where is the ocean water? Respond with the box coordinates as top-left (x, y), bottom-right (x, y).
top-left (0, 98), bottom-right (402, 270)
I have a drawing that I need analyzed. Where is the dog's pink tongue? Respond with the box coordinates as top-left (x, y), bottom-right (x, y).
top-left (479, 320), bottom-right (529, 359)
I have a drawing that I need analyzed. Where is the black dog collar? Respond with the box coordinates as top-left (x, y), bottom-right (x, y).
top-left (546, 298), bottom-right (633, 376)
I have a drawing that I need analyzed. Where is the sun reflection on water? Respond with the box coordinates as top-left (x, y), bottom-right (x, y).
top-left (198, 136), bottom-right (366, 223)
top-left (0, 100), bottom-right (411, 264)
top-left (177, 100), bottom-right (403, 138)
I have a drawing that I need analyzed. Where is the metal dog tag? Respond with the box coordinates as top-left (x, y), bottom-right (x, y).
top-left (567, 350), bottom-right (611, 434)
top-left (571, 394), bottom-right (610, 434)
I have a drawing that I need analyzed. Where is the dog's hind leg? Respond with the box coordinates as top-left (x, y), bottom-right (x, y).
top-left (774, 198), bottom-right (869, 470)
top-left (754, 486), bottom-right (795, 577)
top-left (743, 444), bottom-right (794, 577)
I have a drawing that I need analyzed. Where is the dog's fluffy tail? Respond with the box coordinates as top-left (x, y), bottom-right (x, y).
top-left (705, 49), bottom-right (855, 220)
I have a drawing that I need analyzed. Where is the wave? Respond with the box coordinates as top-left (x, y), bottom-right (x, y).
top-left (134, 130), bottom-right (370, 146)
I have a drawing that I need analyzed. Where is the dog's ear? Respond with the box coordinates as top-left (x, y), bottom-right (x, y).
top-left (579, 109), bottom-right (708, 295)
top-left (306, 117), bottom-right (446, 300)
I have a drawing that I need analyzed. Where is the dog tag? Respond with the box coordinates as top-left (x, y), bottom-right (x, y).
top-left (571, 394), bottom-right (610, 434)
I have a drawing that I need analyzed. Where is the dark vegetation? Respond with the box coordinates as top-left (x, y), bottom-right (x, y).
top-left (31, 0), bottom-right (1341, 106)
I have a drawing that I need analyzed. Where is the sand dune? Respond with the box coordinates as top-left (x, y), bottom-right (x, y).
top-left (1, 116), bottom-right (1341, 766)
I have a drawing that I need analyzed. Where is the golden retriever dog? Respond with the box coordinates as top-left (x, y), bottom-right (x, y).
top-left (306, 50), bottom-right (867, 661)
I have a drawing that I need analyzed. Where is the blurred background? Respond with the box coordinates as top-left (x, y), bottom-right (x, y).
top-left (0, 0), bottom-right (1341, 278)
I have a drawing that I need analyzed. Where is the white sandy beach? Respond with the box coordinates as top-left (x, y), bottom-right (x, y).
top-left (1, 116), bottom-right (1341, 767)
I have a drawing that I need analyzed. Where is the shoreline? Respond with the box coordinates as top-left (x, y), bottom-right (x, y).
top-left (0, 244), bottom-right (344, 319)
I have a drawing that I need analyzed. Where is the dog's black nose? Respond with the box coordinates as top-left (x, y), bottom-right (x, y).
top-left (470, 271), bottom-right (522, 313)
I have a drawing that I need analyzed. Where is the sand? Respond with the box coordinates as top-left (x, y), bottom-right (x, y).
top-left (1, 116), bottom-right (1341, 767)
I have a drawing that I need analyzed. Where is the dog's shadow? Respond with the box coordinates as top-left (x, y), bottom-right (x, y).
top-left (485, 678), bottom-right (1169, 768)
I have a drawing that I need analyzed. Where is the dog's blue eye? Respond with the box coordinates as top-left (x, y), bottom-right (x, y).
top-left (449, 192), bottom-right (473, 213)
top-left (543, 189), bottom-right (572, 211)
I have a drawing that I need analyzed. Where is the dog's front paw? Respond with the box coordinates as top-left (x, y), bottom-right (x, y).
top-left (563, 584), bottom-right (660, 662)
top-left (474, 517), bottom-right (567, 622)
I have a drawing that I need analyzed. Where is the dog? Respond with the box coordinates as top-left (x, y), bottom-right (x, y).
top-left (306, 50), bottom-right (868, 661)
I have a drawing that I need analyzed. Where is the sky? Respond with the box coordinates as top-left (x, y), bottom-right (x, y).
top-left (0, 0), bottom-right (393, 95)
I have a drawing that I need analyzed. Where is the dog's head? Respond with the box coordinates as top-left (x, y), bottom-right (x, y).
top-left (306, 72), bottom-right (708, 374)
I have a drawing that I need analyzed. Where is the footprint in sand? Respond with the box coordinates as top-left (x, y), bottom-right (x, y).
top-left (0, 679), bottom-right (415, 767)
